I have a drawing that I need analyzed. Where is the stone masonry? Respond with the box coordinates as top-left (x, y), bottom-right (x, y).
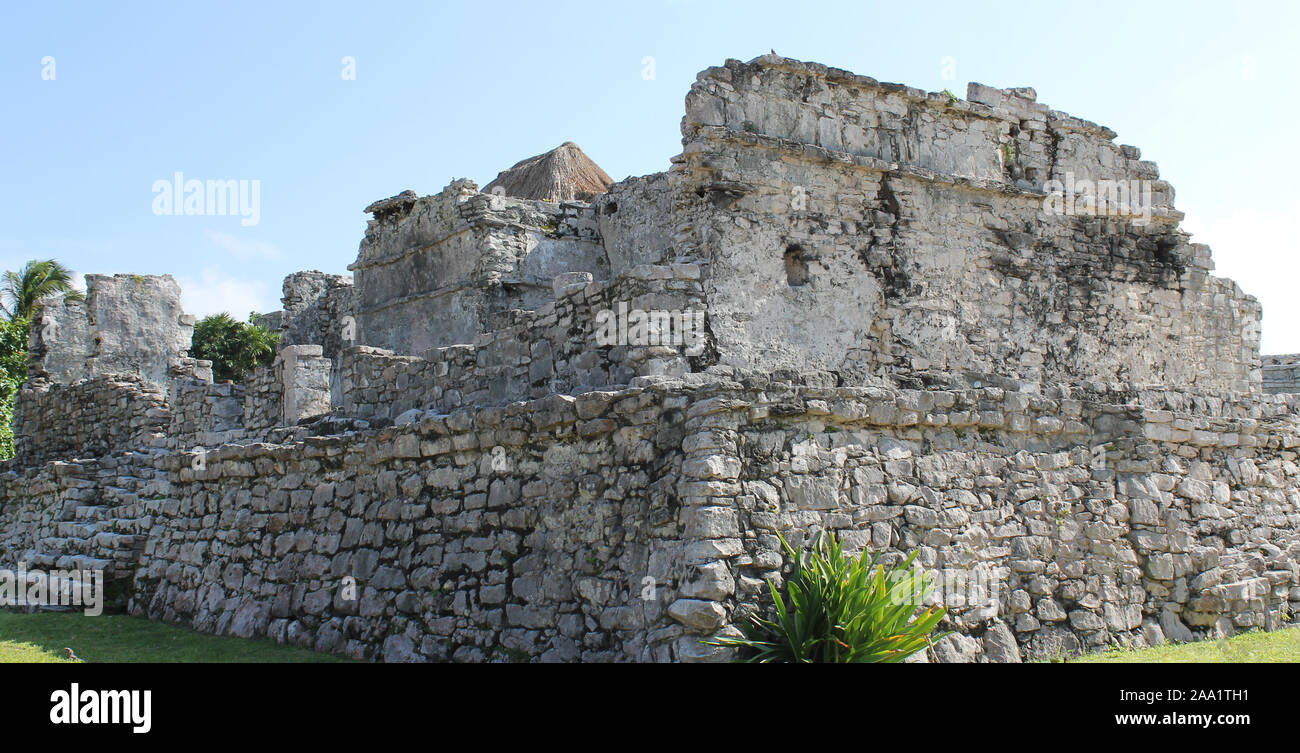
top-left (2, 54), bottom-right (1299, 663)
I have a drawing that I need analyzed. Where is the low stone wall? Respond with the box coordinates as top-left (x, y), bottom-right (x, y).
top-left (3, 373), bottom-right (1298, 662)
top-left (131, 386), bottom-right (690, 662)
top-left (11, 377), bottom-right (171, 465)
top-left (669, 55), bottom-right (1263, 393)
top-left (169, 380), bottom-right (246, 450)
top-left (670, 375), bottom-right (1300, 662)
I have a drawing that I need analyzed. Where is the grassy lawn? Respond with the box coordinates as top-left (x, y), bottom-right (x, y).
top-left (1071, 626), bottom-right (1300, 663)
top-left (0, 610), bottom-right (352, 663)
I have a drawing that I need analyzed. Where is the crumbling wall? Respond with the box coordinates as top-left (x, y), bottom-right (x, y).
top-left (2, 54), bottom-right (1296, 665)
top-left (0, 457), bottom-right (158, 610)
top-left (1263, 354), bottom-right (1300, 394)
top-left (240, 345), bottom-right (332, 432)
top-left (5, 375), bottom-right (1298, 662)
top-left (28, 274), bottom-right (195, 387)
top-left (675, 56), bottom-right (1261, 392)
top-left (349, 182), bottom-right (608, 355)
top-left (278, 271), bottom-right (356, 361)
top-left (341, 263), bottom-right (707, 419)
top-left (593, 172), bottom-right (680, 273)
top-left (168, 380), bottom-right (246, 450)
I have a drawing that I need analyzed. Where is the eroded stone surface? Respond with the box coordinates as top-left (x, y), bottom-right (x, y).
top-left (3, 54), bottom-right (1299, 663)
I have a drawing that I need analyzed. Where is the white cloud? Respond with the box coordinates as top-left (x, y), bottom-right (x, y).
top-left (206, 230), bottom-right (281, 260)
top-left (1181, 208), bottom-right (1300, 355)
top-left (176, 266), bottom-right (277, 320)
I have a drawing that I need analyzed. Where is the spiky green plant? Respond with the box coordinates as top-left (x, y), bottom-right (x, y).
top-left (711, 532), bottom-right (949, 663)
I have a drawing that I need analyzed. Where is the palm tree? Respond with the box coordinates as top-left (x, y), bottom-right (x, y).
top-left (1, 259), bottom-right (84, 321)
top-left (191, 312), bottom-right (280, 383)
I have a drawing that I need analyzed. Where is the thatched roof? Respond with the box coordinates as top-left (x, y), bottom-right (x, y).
top-left (482, 142), bottom-right (614, 203)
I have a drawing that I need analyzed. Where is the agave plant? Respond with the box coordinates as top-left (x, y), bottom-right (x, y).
top-left (712, 532), bottom-right (949, 663)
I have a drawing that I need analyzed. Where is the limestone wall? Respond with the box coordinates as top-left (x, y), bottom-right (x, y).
top-left (168, 380), bottom-right (246, 449)
top-left (238, 345), bottom-right (332, 433)
top-left (0, 456), bottom-right (159, 611)
top-left (129, 386), bottom-right (690, 662)
top-left (666, 375), bottom-right (1300, 662)
top-left (28, 274), bottom-right (195, 387)
top-left (341, 263), bottom-right (708, 419)
top-left (349, 182), bottom-right (608, 355)
top-left (593, 172), bottom-right (681, 273)
top-left (277, 271), bottom-right (356, 361)
top-left (1263, 354), bottom-right (1300, 394)
top-left (674, 56), bottom-right (1261, 393)
top-left (4, 375), bottom-right (1298, 662)
top-left (11, 377), bottom-right (171, 465)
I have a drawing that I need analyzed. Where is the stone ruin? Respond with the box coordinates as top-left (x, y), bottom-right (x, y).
top-left (3, 54), bottom-right (1299, 662)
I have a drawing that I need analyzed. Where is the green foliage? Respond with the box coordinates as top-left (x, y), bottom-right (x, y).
top-left (0, 316), bottom-right (31, 460)
top-left (0, 258), bottom-right (83, 460)
top-left (943, 88), bottom-right (959, 104)
top-left (711, 532), bottom-right (949, 663)
top-left (190, 312), bottom-right (280, 383)
top-left (1, 259), bottom-right (83, 321)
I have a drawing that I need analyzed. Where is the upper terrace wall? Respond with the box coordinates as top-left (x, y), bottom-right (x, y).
top-left (675, 56), bottom-right (1261, 392)
top-left (29, 274), bottom-right (197, 387)
top-left (341, 263), bottom-right (708, 419)
top-left (349, 181), bottom-right (608, 355)
top-left (11, 376), bottom-right (171, 464)
top-left (1263, 354), bottom-right (1300, 395)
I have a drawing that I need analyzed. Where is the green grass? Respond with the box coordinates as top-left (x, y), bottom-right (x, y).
top-left (1071, 626), bottom-right (1300, 663)
top-left (0, 610), bottom-right (352, 663)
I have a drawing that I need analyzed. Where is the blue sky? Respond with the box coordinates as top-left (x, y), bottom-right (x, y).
top-left (2, 1), bottom-right (1298, 351)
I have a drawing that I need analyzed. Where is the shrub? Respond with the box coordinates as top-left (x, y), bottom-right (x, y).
top-left (0, 316), bottom-right (31, 460)
top-left (711, 532), bottom-right (949, 663)
top-left (190, 312), bottom-right (279, 383)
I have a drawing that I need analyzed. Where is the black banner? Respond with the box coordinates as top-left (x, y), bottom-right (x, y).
top-left (3, 661), bottom-right (1288, 742)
